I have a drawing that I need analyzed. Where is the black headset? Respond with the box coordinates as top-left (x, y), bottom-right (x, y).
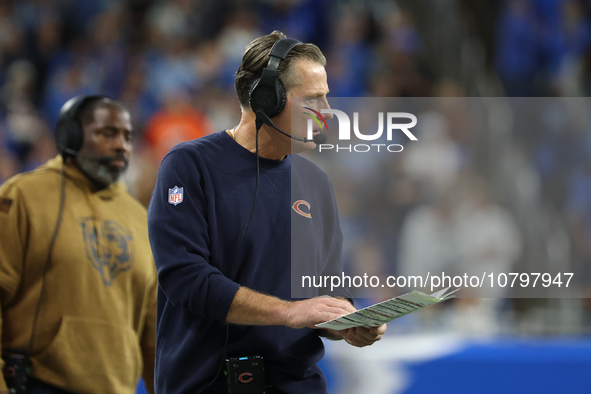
top-left (54, 94), bottom-right (106, 158)
top-left (248, 37), bottom-right (302, 119)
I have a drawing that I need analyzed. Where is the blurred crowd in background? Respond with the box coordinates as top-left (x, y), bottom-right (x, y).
top-left (0, 0), bottom-right (590, 335)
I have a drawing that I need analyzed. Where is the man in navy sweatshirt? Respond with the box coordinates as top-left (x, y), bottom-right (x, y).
top-left (147, 30), bottom-right (387, 394)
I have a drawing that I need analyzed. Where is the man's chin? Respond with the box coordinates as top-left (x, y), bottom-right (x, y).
top-left (107, 164), bottom-right (128, 175)
top-left (85, 165), bottom-right (125, 187)
top-left (290, 140), bottom-right (317, 154)
top-left (77, 157), bottom-right (129, 186)
top-left (106, 167), bottom-right (127, 183)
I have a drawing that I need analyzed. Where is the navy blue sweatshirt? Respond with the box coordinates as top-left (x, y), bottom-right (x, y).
top-left (148, 131), bottom-right (348, 393)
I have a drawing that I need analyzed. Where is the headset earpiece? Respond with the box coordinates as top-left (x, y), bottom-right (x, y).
top-left (249, 37), bottom-right (301, 119)
top-left (54, 94), bottom-right (105, 158)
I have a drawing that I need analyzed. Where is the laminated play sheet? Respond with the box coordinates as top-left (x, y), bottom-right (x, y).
top-left (316, 287), bottom-right (459, 330)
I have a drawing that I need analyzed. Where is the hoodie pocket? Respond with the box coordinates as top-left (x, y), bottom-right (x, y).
top-left (32, 316), bottom-right (141, 394)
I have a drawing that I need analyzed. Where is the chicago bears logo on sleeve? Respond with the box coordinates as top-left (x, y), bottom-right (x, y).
top-left (168, 186), bottom-right (184, 206)
top-left (292, 200), bottom-right (312, 218)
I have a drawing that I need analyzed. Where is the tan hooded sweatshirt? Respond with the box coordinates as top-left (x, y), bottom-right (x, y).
top-left (0, 156), bottom-right (156, 394)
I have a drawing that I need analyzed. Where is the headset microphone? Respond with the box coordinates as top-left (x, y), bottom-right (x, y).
top-left (255, 110), bottom-right (327, 145)
top-left (312, 132), bottom-right (327, 145)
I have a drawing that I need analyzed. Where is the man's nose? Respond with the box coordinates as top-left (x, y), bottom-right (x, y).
top-left (319, 98), bottom-right (333, 120)
top-left (114, 133), bottom-right (132, 153)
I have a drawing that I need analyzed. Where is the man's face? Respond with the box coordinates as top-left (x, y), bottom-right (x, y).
top-left (75, 106), bottom-right (133, 187)
top-left (272, 59), bottom-right (333, 153)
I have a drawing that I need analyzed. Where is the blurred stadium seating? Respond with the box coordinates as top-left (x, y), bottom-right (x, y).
top-left (0, 1), bottom-right (589, 393)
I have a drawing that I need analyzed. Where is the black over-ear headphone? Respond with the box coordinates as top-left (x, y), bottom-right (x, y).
top-left (249, 37), bottom-right (302, 119)
top-left (55, 94), bottom-right (106, 158)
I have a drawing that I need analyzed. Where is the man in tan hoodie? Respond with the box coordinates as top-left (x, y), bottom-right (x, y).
top-left (0, 96), bottom-right (157, 394)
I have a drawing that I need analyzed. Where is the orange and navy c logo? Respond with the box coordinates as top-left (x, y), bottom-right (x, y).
top-left (292, 200), bottom-right (312, 218)
top-left (238, 372), bottom-right (253, 383)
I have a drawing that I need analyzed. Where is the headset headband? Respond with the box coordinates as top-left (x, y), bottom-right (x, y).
top-left (249, 37), bottom-right (302, 118)
top-left (266, 38), bottom-right (302, 71)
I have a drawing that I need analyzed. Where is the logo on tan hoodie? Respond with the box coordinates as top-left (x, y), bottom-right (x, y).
top-left (79, 217), bottom-right (135, 286)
